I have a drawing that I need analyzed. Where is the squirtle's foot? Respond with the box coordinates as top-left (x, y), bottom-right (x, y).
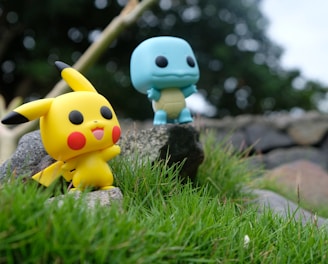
top-left (100, 185), bottom-right (115, 190)
top-left (153, 110), bottom-right (167, 125)
top-left (178, 108), bottom-right (193, 124)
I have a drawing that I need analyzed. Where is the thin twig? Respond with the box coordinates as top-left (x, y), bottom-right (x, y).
top-left (47, 0), bottom-right (157, 98)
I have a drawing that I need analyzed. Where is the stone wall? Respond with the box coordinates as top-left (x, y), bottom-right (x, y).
top-left (199, 111), bottom-right (328, 171)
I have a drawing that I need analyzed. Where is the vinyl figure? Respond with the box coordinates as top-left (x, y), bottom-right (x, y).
top-left (130, 36), bottom-right (200, 125)
top-left (1, 61), bottom-right (121, 191)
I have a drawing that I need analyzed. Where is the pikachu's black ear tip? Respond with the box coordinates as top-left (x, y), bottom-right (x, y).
top-left (54, 61), bottom-right (71, 73)
top-left (1, 111), bottom-right (29, 124)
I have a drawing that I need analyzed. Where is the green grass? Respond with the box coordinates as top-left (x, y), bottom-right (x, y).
top-left (0, 132), bottom-right (327, 263)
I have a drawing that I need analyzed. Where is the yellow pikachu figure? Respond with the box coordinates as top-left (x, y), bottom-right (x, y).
top-left (1, 61), bottom-right (121, 190)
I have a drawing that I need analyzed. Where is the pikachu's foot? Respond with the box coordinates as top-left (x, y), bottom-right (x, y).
top-left (68, 188), bottom-right (81, 192)
top-left (100, 185), bottom-right (115, 190)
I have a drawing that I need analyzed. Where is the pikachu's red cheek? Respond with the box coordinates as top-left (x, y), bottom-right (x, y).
top-left (112, 126), bottom-right (121, 144)
top-left (67, 132), bottom-right (86, 150)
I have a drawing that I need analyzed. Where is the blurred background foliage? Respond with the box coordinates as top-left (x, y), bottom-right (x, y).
top-left (0, 0), bottom-right (327, 120)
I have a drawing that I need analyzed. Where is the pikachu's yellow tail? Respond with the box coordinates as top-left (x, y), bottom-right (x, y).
top-left (32, 160), bottom-right (65, 187)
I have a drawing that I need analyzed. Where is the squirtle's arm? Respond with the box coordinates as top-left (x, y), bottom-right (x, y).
top-left (32, 160), bottom-right (64, 187)
top-left (181, 84), bottom-right (197, 98)
top-left (147, 87), bottom-right (161, 101)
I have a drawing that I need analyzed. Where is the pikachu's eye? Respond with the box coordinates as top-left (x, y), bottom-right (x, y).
top-left (69, 110), bottom-right (84, 125)
top-left (100, 106), bottom-right (112, 120)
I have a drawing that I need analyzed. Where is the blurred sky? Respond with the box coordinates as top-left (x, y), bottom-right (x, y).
top-left (260, 0), bottom-right (328, 86)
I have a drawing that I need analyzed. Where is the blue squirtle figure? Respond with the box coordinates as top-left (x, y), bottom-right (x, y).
top-left (130, 36), bottom-right (200, 125)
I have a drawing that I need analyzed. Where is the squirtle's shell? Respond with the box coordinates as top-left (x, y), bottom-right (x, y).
top-left (153, 88), bottom-right (185, 119)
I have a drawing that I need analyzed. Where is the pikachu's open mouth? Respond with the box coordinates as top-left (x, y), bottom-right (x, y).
top-left (92, 128), bottom-right (104, 140)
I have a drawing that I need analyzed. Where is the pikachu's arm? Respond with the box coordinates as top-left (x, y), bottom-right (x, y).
top-left (61, 159), bottom-right (78, 181)
top-left (32, 161), bottom-right (64, 187)
top-left (102, 145), bottom-right (121, 161)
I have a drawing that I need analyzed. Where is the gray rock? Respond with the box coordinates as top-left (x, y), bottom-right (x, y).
top-left (287, 121), bottom-right (328, 145)
top-left (120, 124), bottom-right (204, 182)
top-left (47, 187), bottom-right (123, 209)
top-left (319, 133), bottom-right (328, 156)
top-left (263, 160), bottom-right (328, 210)
top-left (261, 146), bottom-right (327, 170)
top-left (120, 125), bottom-right (170, 162)
top-left (31, 154), bottom-right (56, 176)
top-left (214, 129), bottom-right (248, 152)
top-left (0, 130), bottom-right (47, 181)
top-left (244, 123), bottom-right (294, 152)
top-left (1, 124), bottom-right (204, 184)
top-left (253, 189), bottom-right (327, 227)
top-left (200, 114), bottom-right (255, 131)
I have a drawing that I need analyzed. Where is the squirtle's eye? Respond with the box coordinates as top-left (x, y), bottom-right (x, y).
top-left (100, 106), bottom-right (112, 120)
top-left (155, 56), bottom-right (168, 68)
top-left (186, 56), bottom-right (195, 67)
top-left (69, 110), bottom-right (84, 125)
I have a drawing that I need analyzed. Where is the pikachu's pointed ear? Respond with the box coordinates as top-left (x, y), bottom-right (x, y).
top-left (55, 61), bottom-right (97, 93)
top-left (1, 98), bottom-right (53, 124)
